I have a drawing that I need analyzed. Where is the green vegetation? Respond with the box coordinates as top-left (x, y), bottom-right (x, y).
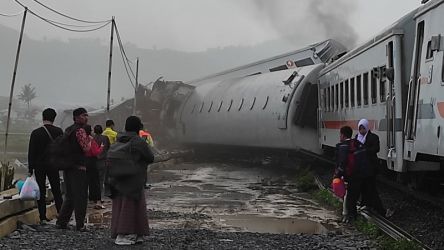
top-left (313, 189), bottom-right (342, 209)
top-left (353, 211), bottom-right (422, 249)
top-left (378, 238), bottom-right (422, 250)
top-left (295, 167), bottom-right (318, 192)
top-left (354, 218), bottom-right (380, 238)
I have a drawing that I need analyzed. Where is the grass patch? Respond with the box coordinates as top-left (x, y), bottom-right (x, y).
top-left (378, 237), bottom-right (422, 250)
top-left (295, 167), bottom-right (318, 192)
top-left (313, 189), bottom-right (342, 209)
top-left (354, 217), bottom-right (422, 250)
top-left (354, 217), bottom-right (380, 238)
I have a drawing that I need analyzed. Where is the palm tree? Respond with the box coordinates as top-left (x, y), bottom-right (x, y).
top-left (18, 84), bottom-right (36, 110)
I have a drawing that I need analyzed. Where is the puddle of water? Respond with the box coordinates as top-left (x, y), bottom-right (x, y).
top-left (214, 214), bottom-right (329, 235)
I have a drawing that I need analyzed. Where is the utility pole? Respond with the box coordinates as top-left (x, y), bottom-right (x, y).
top-left (133, 58), bottom-right (139, 115)
top-left (3, 8), bottom-right (27, 159)
top-left (106, 17), bottom-right (115, 113)
top-left (2, 8), bottom-right (27, 191)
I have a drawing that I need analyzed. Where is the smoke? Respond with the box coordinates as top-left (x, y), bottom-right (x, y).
top-left (308, 0), bottom-right (358, 49)
top-left (247, 0), bottom-right (358, 50)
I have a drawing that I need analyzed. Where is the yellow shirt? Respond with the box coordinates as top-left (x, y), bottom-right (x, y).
top-left (102, 127), bottom-right (117, 144)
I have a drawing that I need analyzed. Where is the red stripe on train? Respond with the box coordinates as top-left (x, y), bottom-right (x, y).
top-left (323, 120), bottom-right (377, 130)
top-left (438, 102), bottom-right (444, 118)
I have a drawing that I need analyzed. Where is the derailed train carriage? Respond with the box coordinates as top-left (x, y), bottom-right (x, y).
top-left (150, 0), bottom-right (444, 185)
top-left (157, 39), bottom-right (347, 153)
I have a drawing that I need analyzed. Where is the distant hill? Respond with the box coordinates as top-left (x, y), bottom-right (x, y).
top-left (0, 24), bottom-right (301, 108)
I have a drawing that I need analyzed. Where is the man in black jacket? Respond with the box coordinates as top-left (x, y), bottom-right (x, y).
top-left (28, 108), bottom-right (64, 224)
top-left (56, 107), bottom-right (91, 231)
top-left (355, 119), bottom-right (387, 217)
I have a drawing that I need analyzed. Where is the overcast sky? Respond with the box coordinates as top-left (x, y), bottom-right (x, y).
top-left (1, 0), bottom-right (422, 52)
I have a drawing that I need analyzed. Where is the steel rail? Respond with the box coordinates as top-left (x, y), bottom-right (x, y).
top-left (360, 209), bottom-right (432, 250)
top-left (313, 175), bottom-right (432, 250)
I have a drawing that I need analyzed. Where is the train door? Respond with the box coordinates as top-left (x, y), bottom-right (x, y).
top-left (404, 21), bottom-right (425, 161)
top-left (386, 41), bottom-right (396, 170)
top-left (387, 36), bottom-right (406, 172)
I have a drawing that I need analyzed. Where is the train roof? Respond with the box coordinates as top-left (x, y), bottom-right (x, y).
top-left (320, 4), bottom-right (425, 76)
top-left (187, 39), bottom-right (346, 86)
top-left (415, 0), bottom-right (444, 19)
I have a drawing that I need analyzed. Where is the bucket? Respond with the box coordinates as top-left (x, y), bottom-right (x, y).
top-left (332, 178), bottom-right (346, 198)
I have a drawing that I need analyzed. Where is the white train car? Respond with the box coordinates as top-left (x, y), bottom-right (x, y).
top-left (187, 39), bottom-right (346, 87)
top-left (319, 0), bottom-right (444, 176)
top-left (177, 64), bottom-right (324, 154)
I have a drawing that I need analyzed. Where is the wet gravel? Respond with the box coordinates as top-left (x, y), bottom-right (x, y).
top-left (0, 224), bottom-right (375, 250)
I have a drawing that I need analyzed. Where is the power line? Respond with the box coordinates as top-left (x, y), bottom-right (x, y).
top-left (32, 0), bottom-right (110, 24)
top-left (114, 23), bottom-right (137, 80)
top-left (31, 11), bottom-right (111, 32)
top-left (14, 0), bottom-right (112, 32)
top-left (113, 22), bottom-right (136, 89)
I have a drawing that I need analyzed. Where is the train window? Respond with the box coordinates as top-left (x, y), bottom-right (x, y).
top-left (227, 99), bottom-right (233, 111)
top-left (322, 89), bottom-right (327, 111)
top-left (238, 98), bottom-right (244, 111)
top-left (345, 80), bottom-right (349, 108)
top-left (250, 97), bottom-right (256, 110)
top-left (237, 98), bottom-right (244, 111)
top-left (326, 87), bottom-right (330, 111)
top-left (199, 102), bottom-right (204, 113)
top-left (340, 82), bottom-right (344, 109)
top-left (191, 104), bottom-right (196, 114)
top-left (442, 53), bottom-right (444, 83)
top-left (350, 78), bottom-right (355, 107)
top-left (357, 75), bottom-right (362, 106)
top-left (335, 84), bottom-right (339, 110)
top-left (380, 67), bottom-right (386, 103)
top-left (371, 70), bottom-right (377, 104)
top-left (217, 100), bottom-right (223, 112)
top-left (263, 96), bottom-right (269, 109)
top-left (294, 58), bottom-right (314, 67)
top-left (330, 86), bottom-right (334, 111)
top-left (208, 101), bottom-right (213, 112)
top-left (363, 73), bottom-right (369, 105)
top-left (426, 40), bottom-right (433, 59)
top-left (269, 65), bottom-right (288, 72)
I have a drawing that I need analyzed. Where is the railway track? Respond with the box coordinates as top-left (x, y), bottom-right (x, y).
top-left (313, 176), bottom-right (433, 250)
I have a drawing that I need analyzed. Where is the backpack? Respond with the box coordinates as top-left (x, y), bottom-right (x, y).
top-left (346, 139), bottom-right (368, 177)
top-left (43, 127), bottom-right (76, 171)
top-left (107, 139), bottom-right (140, 177)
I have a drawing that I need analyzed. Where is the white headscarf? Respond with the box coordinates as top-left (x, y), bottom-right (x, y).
top-left (357, 119), bottom-right (369, 144)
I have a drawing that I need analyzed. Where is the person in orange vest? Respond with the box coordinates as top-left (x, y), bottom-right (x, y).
top-left (139, 129), bottom-right (154, 147)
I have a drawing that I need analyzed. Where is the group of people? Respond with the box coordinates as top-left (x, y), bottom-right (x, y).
top-left (335, 119), bottom-right (390, 223)
top-left (27, 107), bottom-right (155, 245)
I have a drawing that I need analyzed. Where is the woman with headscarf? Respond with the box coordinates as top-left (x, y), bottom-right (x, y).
top-left (355, 118), bottom-right (387, 217)
top-left (109, 116), bottom-right (154, 245)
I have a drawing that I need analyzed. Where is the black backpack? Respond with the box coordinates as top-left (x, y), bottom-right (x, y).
top-left (43, 126), bottom-right (76, 170)
top-left (107, 139), bottom-right (140, 177)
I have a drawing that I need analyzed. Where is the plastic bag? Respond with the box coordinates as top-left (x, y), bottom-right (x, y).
top-left (19, 176), bottom-right (40, 201)
top-left (332, 177), bottom-right (346, 199)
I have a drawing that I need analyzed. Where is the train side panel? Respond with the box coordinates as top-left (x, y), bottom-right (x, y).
top-left (178, 65), bottom-right (323, 153)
